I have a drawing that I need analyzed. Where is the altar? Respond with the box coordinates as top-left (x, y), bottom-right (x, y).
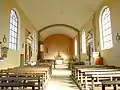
top-left (54, 52), bottom-right (64, 65)
top-left (56, 59), bottom-right (63, 64)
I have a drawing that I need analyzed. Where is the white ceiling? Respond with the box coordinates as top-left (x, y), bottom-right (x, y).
top-left (15, 0), bottom-right (103, 38)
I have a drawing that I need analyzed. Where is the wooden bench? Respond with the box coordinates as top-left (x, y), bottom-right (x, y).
top-left (81, 69), bottom-right (120, 89)
top-left (90, 74), bottom-right (120, 90)
top-left (73, 69), bottom-right (119, 89)
top-left (14, 66), bottom-right (52, 79)
top-left (72, 67), bottom-right (117, 82)
top-left (0, 68), bottom-right (50, 90)
top-left (102, 80), bottom-right (120, 90)
top-left (0, 73), bottom-right (44, 90)
top-left (0, 81), bottom-right (35, 90)
top-left (81, 69), bottom-right (119, 89)
top-left (70, 65), bottom-right (120, 90)
top-left (0, 63), bottom-right (52, 90)
top-left (71, 65), bottom-right (111, 79)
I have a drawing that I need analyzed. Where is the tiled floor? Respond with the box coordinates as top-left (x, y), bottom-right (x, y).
top-left (45, 64), bottom-right (79, 90)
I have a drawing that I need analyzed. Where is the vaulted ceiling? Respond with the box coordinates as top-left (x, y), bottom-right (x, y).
top-left (15, 0), bottom-right (103, 38)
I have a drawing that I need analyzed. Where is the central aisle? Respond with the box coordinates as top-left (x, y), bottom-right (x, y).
top-left (45, 64), bottom-right (79, 90)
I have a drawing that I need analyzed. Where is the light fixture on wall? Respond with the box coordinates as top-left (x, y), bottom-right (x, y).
top-left (0, 34), bottom-right (9, 59)
top-left (116, 33), bottom-right (120, 42)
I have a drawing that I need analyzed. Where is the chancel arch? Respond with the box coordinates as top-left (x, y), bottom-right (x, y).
top-left (37, 24), bottom-right (81, 62)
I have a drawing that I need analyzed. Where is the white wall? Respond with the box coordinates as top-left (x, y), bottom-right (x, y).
top-left (80, 0), bottom-right (120, 66)
top-left (0, 0), bottom-right (38, 69)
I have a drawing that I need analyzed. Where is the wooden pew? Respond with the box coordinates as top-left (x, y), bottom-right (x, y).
top-left (18, 64), bottom-right (52, 78)
top-left (84, 71), bottom-right (120, 90)
top-left (78, 68), bottom-right (120, 89)
top-left (0, 73), bottom-right (44, 90)
top-left (70, 65), bottom-right (120, 90)
top-left (78, 68), bottom-right (119, 90)
top-left (71, 65), bottom-right (110, 78)
top-left (0, 81), bottom-right (35, 90)
top-left (0, 63), bottom-right (52, 90)
top-left (102, 80), bottom-right (120, 90)
top-left (71, 65), bottom-right (115, 83)
top-left (71, 65), bottom-right (116, 81)
top-left (0, 65), bottom-right (52, 90)
top-left (12, 67), bottom-right (50, 83)
top-left (0, 70), bottom-right (45, 90)
top-left (70, 65), bottom-right (108, 89)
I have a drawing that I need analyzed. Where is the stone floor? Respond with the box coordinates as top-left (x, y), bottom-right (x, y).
top-left (46, 64), bottom-right (117, 90)
top-left (45, 64), bottom-right (80, 90)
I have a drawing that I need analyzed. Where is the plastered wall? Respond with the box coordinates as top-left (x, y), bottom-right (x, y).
top-left (44, 34), bottom-right (74, 62)
top-left (0, 0), bottom-right (38, 69)
top-left (80, 0), bottom-right (120, 66)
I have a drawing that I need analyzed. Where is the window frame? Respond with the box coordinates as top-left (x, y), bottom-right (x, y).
top-left (32, 30), bottom-right (36, 53)
top-left (74, 38), bottom-right (77, 56)
top-left (82, 30), bottom-right (86, 53)
top-left (99, 6), bottom-right (113, 50)
top-left (9, 9), bottom-right (19, 50)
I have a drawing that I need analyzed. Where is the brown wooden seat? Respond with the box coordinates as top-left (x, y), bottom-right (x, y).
top-left (0, 63), bottom-right (52, 90)
top-left (102, 80), bottom-right (120, 90)
top-left (70, 64), bottom-right (120, 90)
top-left (0, 82), bottom-right (35, 90)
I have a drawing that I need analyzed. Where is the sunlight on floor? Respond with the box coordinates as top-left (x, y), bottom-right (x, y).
top-left (45, 64), bottom-right (79, 90)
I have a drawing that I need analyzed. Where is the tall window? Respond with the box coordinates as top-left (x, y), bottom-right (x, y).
top-left (74, 38), bottom-right (77, 56)
top-left (9, 9), bottom-right (19, 50)
top-left (99, 7), bottom-right (113, 50)
top-left (32, 30), bottom-right (36, 52)
top-left (82, 30), bottom-right (86, 53)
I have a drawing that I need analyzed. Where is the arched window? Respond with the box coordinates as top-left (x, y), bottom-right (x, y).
top-left (74, 38), bottom-right (77, 56)
top-left (82, 30), bottom-right (86, 53)
top-left (9, 9), bottom-right (19, 50)
top-left (99, 6), bottom-right (113, 50)
top-left (32, 30), bottom-right (36, 52)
